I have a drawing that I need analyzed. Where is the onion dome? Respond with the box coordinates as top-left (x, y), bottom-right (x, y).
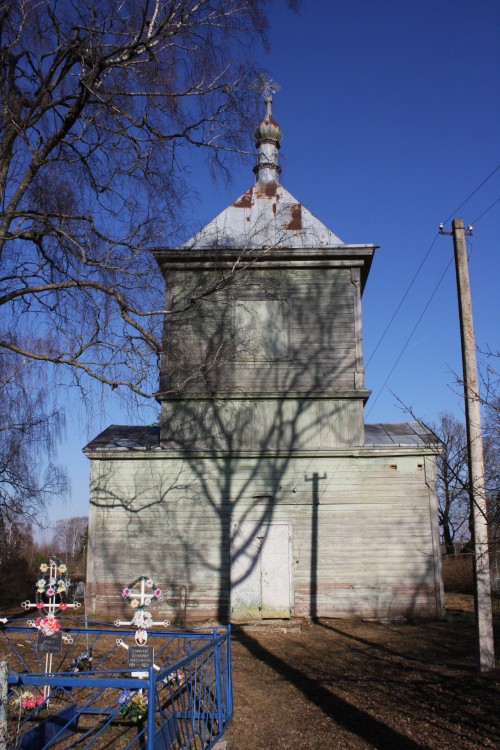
top-left (253, 94), bottom-right (282, 184)
top-left (254, 95), bottom-right (283, 147)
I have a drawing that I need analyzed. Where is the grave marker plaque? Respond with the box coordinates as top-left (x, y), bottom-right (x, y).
top-left (38, 631), bottom-right (63, 654)
top-left (128, 646), bottom-right (154, 670)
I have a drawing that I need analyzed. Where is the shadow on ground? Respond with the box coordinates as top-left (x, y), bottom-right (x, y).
top-left (226, 602), bottom-right (499, 750)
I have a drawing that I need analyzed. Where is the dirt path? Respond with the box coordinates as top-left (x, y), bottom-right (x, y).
top-left (226, 597), bottom-right (500, 750)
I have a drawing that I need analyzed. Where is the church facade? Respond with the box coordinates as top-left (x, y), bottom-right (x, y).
top-left (85, 97), bottom-right (444, 624)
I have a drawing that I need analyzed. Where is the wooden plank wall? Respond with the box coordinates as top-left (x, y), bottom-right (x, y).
top-left (160, 268), bottom-right (359, 396)
top-left (161, 398), bottom-right (364, 450)
top-left (87, 452), bottom-right (444, 621)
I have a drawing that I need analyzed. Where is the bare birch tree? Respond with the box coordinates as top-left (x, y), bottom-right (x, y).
top-left (482, 358), bottom-right (500, 550)
top-left (0, 0), bottom-right (293, 398)
top-left (0, 0), bottom-right (298, 525)
top-left (51, 515), bottom-right (88, 558)
top-left (430, 412), bottom-right (470, 554)
top-left (0, 348), bottom-right (68, 542)
top-left (456, 347), bottom-right (500, 551)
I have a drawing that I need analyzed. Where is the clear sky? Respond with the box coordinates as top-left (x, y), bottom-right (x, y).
top-left (45, 0), bottom-right (500, 531)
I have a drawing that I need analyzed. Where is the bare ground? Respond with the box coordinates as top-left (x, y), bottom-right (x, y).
top-left (4, 595), bottom-right (499, 749)
top-left (225, 595), bottom-right (500, 750)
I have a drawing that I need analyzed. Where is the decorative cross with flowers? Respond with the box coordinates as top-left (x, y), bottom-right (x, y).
top-left (22, 557), bottom-right (81, 643)
top-left (115, 576), bottom-right (169, 645)
top-left (21, 556), bottom-right (81, 701)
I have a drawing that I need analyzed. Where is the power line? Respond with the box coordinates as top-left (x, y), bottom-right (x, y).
top-left (471, 196), bottom-right (500, 225)
top-left (365, 254), bottom-right (454, 420)
top-left (314, 251), bottom-right (454, 501)
top-left (365, 233), bottom-right (439, 368)
top-left (443, 164), bottom-right (500, 224)
top-left (366, 166), bottom-right (499, 375)
top-left (298, 170), bottom-right (497, 494)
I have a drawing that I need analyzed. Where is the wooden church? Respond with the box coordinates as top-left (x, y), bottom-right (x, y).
top-left (85, 95), bottom-right (445, 623)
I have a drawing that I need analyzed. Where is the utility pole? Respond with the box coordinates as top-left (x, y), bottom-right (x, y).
top-left (440, 218), bottom-right (495, 671)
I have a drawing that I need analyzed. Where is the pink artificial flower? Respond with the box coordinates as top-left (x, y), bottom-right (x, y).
top-left (39, 616), bottom-right (60, 634)
top-left (154, 588), bottom-right (162, 598)
top-left (59, 603), bottom-right (68, 611)
top-left (46, 588), bottom-right (55, 596)
top-left (36, 602), bottom-right (44, 609)
top-left (122, 588), bottom-right (131, 598)
top-left (36, 695), bottom-right (44, 706)
top-left (35, 617), bottom-right (41, 626)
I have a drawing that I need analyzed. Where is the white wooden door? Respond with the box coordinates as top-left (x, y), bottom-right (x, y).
top-left (230, 522), bottom-right (262, 620)
top-left (261, 523), bottom-right (292, 618)
top-left (231, 522), bottom-right (292, 620)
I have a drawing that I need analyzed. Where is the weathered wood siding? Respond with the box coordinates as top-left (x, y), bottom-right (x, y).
top-left (87, 451), bottom-right (444, 621)
top-left (159, 267), bottom-right (362, 397)
top-left (161, 397), bottom-right (365, 450)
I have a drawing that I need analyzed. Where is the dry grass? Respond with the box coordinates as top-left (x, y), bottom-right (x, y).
top-left (226, 594), bottom-right (500, 750)
top-left (441, 555), bottom-right (474, 594)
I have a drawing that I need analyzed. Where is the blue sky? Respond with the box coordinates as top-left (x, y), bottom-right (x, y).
top-left (46, 0), bottom-right (499, 530)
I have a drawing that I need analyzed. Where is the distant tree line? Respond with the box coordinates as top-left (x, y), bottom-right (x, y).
top-left (0, 515), bottom-right (88, 607)
top-left (433, 395), bottom-right (499, 558)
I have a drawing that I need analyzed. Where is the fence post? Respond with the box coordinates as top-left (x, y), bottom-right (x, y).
top-left (146, 666), bottom-right (155, 750)
top-left (213, 629), bottom-right (224, 737)
top-left (0, 661), bottom-right (7, 750)
top-left (226, 625), bottom-right (233, 718)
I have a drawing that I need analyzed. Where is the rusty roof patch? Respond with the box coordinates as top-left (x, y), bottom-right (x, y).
top-left (285, 203), bottom-right (302, 231)
top-left (182, 181), bottom-right (346, 248)
top-left (233, 188), bottom-right (254, 209)
top-left (255, 181), bottom-right (278, 199)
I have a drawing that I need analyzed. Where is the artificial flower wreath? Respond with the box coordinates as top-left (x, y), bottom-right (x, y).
top-left (118, 690), bottom-right (148, 723)
top-left (121, 577), bottom-right (163, 609)
top-left (35, 614), bottom-right (61, 636)
top-left (13, 690), bottom-right (44, 715)
top-left (36, 557), bottom-right (68, 609)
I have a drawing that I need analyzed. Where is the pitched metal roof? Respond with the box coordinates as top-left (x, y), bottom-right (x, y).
top-left (364, 422), bottom-right (439, 447)
top-left (84, 421), bottom-right (438, 453)
top-left (84, 424), bottom-right (161, 452)
top-left (183, 181), bottom-right (345, 250)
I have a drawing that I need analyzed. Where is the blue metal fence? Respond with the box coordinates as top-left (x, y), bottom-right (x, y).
top-left (2, 625), bottom-right (233, 749)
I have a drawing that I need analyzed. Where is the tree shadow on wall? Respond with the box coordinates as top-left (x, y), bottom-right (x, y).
top-left (88, 246), bottom-right (365, 622)
top-left (157, 252), bottom-right (364, 624)
top-left (88, 229), bottom-right (440, 626)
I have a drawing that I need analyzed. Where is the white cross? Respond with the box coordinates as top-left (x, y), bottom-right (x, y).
top-left (114, 576), bottom-right (169, 642)
top-left (22, 558), bottom-right (81, 641)
top-left (21, 557), bottom-right (80, 701)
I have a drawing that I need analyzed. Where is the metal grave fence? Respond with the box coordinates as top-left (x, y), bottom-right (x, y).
top-left (1, 624), bottom-right (233, 750)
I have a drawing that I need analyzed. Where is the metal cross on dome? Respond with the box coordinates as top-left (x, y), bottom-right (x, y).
top-left (251, 74), bottom-right (281, 101)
